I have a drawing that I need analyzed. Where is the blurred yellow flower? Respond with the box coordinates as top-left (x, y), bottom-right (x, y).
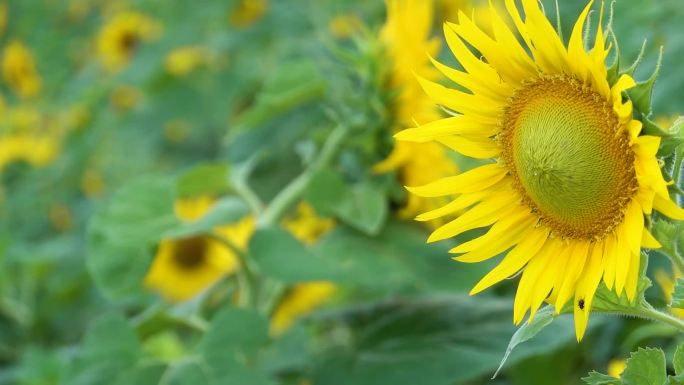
top-left (81, 168), bottom-right (106, 199)
top-left (144, 196), bottom-right (254, 302)
top-left (270, 281), bottom-right (336, 336)
top-left (229, 0), bottom-right (267, 28)
top-left (440, 0), bottom-right (505, 34)
top-left (655, 268), bottom-right (684, 319)
top-left (110, 85), bottom-right (141, 110)
top-left (282, 202), bottom-right (335, 245)
top-left (607, 359), bottom-right (626, 378)
top-left (165, 46), bottom-right (207, 76)
top-left (96, 11), bottom-right (161, 72)
top-left (271, 202), bottom-right (337, 335)
top-left (49, 204), bottom-right (74, 232)
top-left (0, 2), bottom-right (7, 38)
top-left (374, 0), bottom-right (458, 224)
top-left (0, 135), bottom-right (59, 171)
top-left (328, 13), bottom-right (362, 39)
top-left (2, 40), bottom-right (42, 99)
top-left (164, 119), bottom-right (191, 143)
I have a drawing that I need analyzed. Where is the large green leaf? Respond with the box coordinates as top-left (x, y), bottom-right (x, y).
top-left (87, 177), bottom-right (179, 298)
top-left (63, 314), bottom-right (141, 385)
top-left (310, 295), bottom-right (579, 385)
top-left (249, 226), bottom-right (340, 283)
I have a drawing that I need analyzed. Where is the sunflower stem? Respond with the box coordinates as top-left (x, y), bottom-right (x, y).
top-left (207, 232), bottom-right (258, 306)
top-left (258, 123), bottom-right (348, 228)
top-left (629, 303), bottom-right (684, 333)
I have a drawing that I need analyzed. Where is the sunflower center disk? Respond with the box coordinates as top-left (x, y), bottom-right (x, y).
top-left (501, 76), bottom-right (637, 240)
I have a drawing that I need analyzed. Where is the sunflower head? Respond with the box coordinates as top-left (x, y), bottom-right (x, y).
top-left (96, 11), bottom-right (161, 72)
top-left (2, 40), bottom-right (42, 99)
top-left (397, 0), bottom-right (684, 340)
top-left (144, 197), bottom-right (254, 302)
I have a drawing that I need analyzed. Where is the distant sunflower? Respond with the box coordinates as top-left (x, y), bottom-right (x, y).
top-left (373, 0), bottom-right (459, 223)
top-left (396, 0), bottom-right (684, 339)
top-left (144, 196), bottom-right (254, 302)
top-left (96, 11), bottom-right (160, 72)
top-left (2, 40), bottom-right (42, 98)
top-left (270, 202), bottom-right (336, 335)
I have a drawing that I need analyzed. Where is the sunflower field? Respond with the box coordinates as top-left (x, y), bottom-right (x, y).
top-left (2, 0), bottom-right (684, 384)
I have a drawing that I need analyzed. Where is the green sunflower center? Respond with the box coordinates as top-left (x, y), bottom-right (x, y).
top-left (501, 76), bottom-right (637, 240)
top-left (172, 236), bottom-right (208, 269)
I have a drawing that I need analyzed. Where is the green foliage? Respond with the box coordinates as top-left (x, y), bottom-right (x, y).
top-left (87, 177), bottom-right (179, 298)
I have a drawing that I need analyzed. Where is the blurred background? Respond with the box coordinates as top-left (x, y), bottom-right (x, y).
top-left (0, 0), bottom-right (682, 384)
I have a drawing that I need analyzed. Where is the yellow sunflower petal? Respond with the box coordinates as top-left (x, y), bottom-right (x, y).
top-left (574, 242), bottom-right (605, 341)
top-left (407, 163), bottom-right (506, 197)
top-left (642, 228), bottom-right (662, 249)
top-left (469, 227), bottom-right (550, 295)
top-left (654, 193), bottom-right (684, 220)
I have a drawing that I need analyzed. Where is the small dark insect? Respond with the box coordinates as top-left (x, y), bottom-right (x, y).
top-left (578, 299), bottom-right (585, 310)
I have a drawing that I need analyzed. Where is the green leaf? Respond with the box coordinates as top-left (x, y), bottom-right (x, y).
top-left (87, 177), bottom-right (179, 298)
top-left (199, 308), bottom-right (274, 385)
top-left (306, 169), bottom-right (387, 235)
top-left (591, 276), bottom-right (652, 313)
top-left (162, 361), bottom-right (213, 385)
top-left (63, 313), bottom-right (141, 385)
top-left (494, 305), bottom-right (556, 377)
top-left (674, 342), bottom-right (684, 376)
top-left (583, 371), bottom-right (622, 385)
top-left (176, 163), bottom-right (231, 199)
top-left (113, 364), bottom-right (166, 385)
top-left (163, 197), bottom-right (249, 239)
top-left (622, 347), bottom-right (667, 385)
top-left (668, 374), bottom-right (684, 385)
top-left (310, 295), bottom-right (579, 385)
top-left (230, 60), bottom-right (327, 136)
top-left (672, 279), bottom-right (684, 309)
top-left (627, 46), bottom-right (663, 118)
top-left (249, 227), bottom-right (339, 283)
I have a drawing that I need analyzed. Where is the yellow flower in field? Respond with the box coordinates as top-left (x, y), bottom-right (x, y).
top-left (96, 11), bottom-right (161, 72)
top-left (0, 135), bottom-right (59, 170)
top-left (607, 359), bottom-right (626, 378)
top-left (144, 196), bottom-right (254, 302)
top-left (396, 0), bottom-right (684, 340)
top-left (229, 0), bottom-right (267, 28)
top-left (270, 202), bottom-right (336, 335)
top-left (0, 3), bottom-right (7, 38)
top-left (655, 269), bottom-right (684, 319)
top-left (282, 202), bottom-right (335, 245)
top-left (50, 204), bottom-right (74, 232)
top-left (270, 281), bottom-right (336, 336)
top-left (2, 41), bottom-right (42, 98)
top-left (165, 46), bottom-right (208, 76)
top-left (374, 0), bottom-right (459, 223)
top-left (110, 85), bottom-right (140, 111)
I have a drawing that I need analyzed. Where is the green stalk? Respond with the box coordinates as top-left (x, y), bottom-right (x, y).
top-left (622, 303), bottom-right (684, 333)
top-left (208, 232), bottom-right (258, 306)
top-left (258, 124), bottom-right (349, 227)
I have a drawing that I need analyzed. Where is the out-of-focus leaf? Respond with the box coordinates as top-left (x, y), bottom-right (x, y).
top-left (249, 227), bottom-right (339, 283)
top-left (310, 295), bottom-right (579, 385)
top-left (63, 313), bottom-right (140, 385)
top-left (87, 177), bottom-right (179, 298)
top-left (113, 364), bottom-right (166, 385)
top-left (306, 169), bottom-right (387, 235)
top-left (199, 308), bottom-right (274, 385)
top-left (161, 361), bottom-right (213, 385)
top-left (176, 163), bottom-right (231, 199)
top-left (163, 197), bottom-right (249, 239)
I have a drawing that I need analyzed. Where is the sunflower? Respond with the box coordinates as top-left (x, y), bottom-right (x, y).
top-left (2, 40), bottom-right (42, 99)
top-left (373, 0), bottom-right (459, 223)
top-left (396, 0), bottom-right (684, 340)
top-left (96, 11), bottom-right (160, 72)
top-left (0, 105), bottom-right (61, 171)
top-left (144, 196), bottom-right (254, 302)
top-left (270, 202), bottom-right (337, 335)
top-left (229, 0), bottom-right (267, 28)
